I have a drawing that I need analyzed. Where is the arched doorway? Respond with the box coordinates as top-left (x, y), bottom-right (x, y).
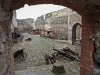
top-left (72, 23), bottom-right (82, 44)
top-left (11, 3), bottom-right (94, 74)
top-left (68, 11), bottom-right (82, 45)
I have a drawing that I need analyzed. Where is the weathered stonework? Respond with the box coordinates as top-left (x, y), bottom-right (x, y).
top-left (11, 10), bottom-right (17, 32)
top-left (45, 16), bottom-right (68, 25)
top-left (0, 1), bottom-right (15, 75)
top-left (68, 11), bottom-right (82, 44)
top-left (35, 8), bottom-right (69, 39)
top-left (35, 8), bottom-right (81, 40)
top-left (35, 15), bottom-right (45, 30)
top-left (91, 10), bottom-right (100, 54)
top-left (17, 18), bottom-right (34, 32)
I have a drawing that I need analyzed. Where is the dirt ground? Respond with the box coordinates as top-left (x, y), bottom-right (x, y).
top-left (13, 33), bottom-right (80, 75)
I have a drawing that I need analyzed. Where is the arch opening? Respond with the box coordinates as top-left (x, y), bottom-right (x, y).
top-left (11, 2), bottom-right (94, 75)
top-left (72, 23), bottom-right (82, 44)
top-left (12, 4), bottom-right (82, 75)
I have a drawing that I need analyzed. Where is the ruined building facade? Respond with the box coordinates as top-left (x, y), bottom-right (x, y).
top-left (17, 18), bottom-right (34, 33)
top-left (35, 8), bottom-right (82, 42)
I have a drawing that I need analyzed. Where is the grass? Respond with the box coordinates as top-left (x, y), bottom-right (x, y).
top-left (12, 41), bottom-right (19, 46)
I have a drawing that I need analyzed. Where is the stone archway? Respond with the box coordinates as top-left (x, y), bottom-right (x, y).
top-left (72, 23), bottom-right (82, 44)
top-left (11, 4), bottom-right (94, 75)
top-left (0, 0), bottom-right (97, 75)
top-left (68, 11), bottom-right (82, 45)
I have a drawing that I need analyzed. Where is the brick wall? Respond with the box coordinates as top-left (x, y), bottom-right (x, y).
top-left (79, 7), bottom-right (94, 75)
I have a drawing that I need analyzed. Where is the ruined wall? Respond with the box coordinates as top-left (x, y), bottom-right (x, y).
top-left (68, 11), bottom-right (82, 44)
top-left (17, 18), bottom-right (34, 32)
top-left (0, 1), bottom-right (15, 75)
top-left (35, 15), bottom-right (45, 30)
top-left (45, 16), bottom-right (68, 39)
top-left (35, 8), bottom-right (82, 40)
top-left (35, 8), bottom-right (69, 39)
top-left (91, 10), bottom-right (100, 54)
top-left (12, 11), bottom-right (17, 27)
top-left (11, 10), bottom-right (17, 32)
top-left (68, 12), bottom-right (82, 27)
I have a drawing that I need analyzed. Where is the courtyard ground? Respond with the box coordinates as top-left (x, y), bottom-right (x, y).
top-left (13, 33), bottom-right (80, 75)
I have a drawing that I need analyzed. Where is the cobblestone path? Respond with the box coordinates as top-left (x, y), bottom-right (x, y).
top-left (13, 33), bottom-right (80, 75)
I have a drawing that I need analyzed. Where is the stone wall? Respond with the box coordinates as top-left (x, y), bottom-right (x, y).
top-left (17, 18), bottom-right (34, 33)
top-left (45, 16), bottom-right (68, 25)
top-left (0, 1), bottom-right (15, 75)
top-left (12, 11), bottom-right (17, 27)
top-left (51, 24), bottom-right (68, 39)
top-left (68, 12), bottom-right (82, 27)
top-left (35, 8), bottom-right (82, 40)
top-left (11, 10), bottom-right (17, 32)
top-left (68, 11), bottom-right (82, 44)
top-left (45, 16), bottom-right (68, 39)
top-left (35, 15), bottom-right (45, 30)
top-left (35, 8), bottom-right (69, 39)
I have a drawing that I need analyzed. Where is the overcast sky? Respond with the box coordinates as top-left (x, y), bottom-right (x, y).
top-left (16, 4), bottom-right (66, 19)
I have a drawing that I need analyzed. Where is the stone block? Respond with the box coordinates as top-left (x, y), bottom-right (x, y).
top-left (52, 63), bottom-right (66, 74)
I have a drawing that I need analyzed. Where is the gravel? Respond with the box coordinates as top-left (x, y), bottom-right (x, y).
top-left (13, 33), bottom-right (80, 75)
